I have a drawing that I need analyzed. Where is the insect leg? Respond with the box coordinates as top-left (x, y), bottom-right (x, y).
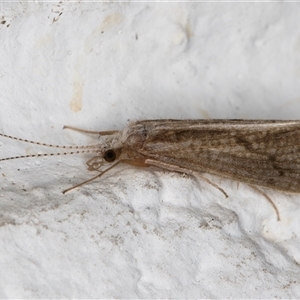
top-left (248, 185), bottom-right (280, 221)
top-left (62, 161), bottom-right (121, 194)
top-left (63, 125), bottom-right (117, 136)
top-left (145, 159), bottom-right (228, 198)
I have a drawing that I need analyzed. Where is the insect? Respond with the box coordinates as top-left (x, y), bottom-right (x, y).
top-left (1, 119), bottom-right (300, 221)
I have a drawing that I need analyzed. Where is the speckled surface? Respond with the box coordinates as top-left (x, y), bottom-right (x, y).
top-left (1, 2), bottom-right (300, 298)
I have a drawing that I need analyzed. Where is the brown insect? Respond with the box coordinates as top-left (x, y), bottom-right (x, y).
top-left (2, 119), bottom-right (300, 221)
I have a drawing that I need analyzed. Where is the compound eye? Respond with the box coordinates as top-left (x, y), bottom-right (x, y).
top-left (104, 149), bottom-right (116, 162)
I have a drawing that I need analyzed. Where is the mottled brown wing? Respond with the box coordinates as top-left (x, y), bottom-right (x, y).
top-left (137, 120), bottom-right (300, 193)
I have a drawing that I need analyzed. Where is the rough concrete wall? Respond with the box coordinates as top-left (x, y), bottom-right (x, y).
top-left (1, 1), bottom-right (300, 298)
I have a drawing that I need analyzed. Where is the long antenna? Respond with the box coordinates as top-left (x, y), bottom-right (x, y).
top-left (0, 132), bottom-right (99, 149)
top-left (0, 149), bottom-right (98, 162)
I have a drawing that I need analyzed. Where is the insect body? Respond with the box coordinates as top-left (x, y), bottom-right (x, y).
top-left (2, 119), bottom-right (300, 220)
top-left (83, 119), bottom-right (300, 193)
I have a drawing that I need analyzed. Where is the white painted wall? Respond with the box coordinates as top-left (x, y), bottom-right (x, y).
top-left (1, 1), bottom-right (300, 298)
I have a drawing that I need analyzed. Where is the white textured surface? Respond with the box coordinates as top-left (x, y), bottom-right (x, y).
top-left (1, 2), bottom-right (300, 298)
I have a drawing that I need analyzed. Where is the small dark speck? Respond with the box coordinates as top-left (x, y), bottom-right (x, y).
top-left (135, 33), bottom-right (138, 40)
top-left (101, 31), bottom-right (104, 34)
top-left (1, 20), bottom-right (6, 24)
top-left (6, 24), bottom-right (9, 27)
top-left (23, 189), bottom-right (26, 192)
top-left (17, 169), bottom-right (20, 171)
top-left (59, 12), bottom-right (63, 16)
